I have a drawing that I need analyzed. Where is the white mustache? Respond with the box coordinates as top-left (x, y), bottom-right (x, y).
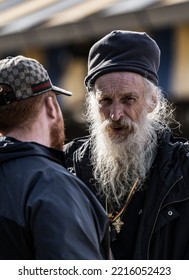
top-left (103, 118), bottom-right (133, 130)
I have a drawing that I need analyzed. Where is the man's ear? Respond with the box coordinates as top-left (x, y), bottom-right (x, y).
top-left (45, 96), bottom-right (57, 119)
top-left (147, 94), bottom-right (157, 113)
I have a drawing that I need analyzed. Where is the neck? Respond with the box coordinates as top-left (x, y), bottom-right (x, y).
top-left (7, 112), bottom-right (51, 148)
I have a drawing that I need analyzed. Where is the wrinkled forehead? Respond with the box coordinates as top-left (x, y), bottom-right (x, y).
top-left (94, 72), bottom-right (145, 96)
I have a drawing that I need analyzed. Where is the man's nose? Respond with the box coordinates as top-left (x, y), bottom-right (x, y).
top-left (110, 103), bottom-right (124, 121)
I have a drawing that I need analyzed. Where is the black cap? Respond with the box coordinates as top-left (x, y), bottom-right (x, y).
top-left (85, 30), bottom-right (161, 89)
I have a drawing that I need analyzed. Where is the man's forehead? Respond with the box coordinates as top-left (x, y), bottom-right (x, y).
top-left (94, 72), bottom-right (145, 97)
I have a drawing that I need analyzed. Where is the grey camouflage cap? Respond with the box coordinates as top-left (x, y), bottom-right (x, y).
top-left (0, 55), bottom-right (72, 106)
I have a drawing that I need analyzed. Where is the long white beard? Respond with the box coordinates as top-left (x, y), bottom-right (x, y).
top-left (89, 110), bottom-right (157, 206)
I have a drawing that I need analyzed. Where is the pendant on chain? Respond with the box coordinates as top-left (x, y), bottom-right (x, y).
top-left (109, 215), bottom-right (124, 241)
top-left (106, 177), bottom-right (139, 242)
top-left (112, 217), bottom-right (124, 233)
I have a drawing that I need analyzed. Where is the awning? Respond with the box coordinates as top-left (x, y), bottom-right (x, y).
top-left (0, 0), bottom-right (189, 52)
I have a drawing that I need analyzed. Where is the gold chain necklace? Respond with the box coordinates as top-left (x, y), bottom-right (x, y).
top-left (106, 178), bottom-right (139, 240)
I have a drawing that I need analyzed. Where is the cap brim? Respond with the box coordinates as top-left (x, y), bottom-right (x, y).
top-left (52, 85), bottom-right (72, 96)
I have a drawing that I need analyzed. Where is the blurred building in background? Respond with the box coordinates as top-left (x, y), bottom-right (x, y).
top-left (0, 0), bottom-right (189, 142)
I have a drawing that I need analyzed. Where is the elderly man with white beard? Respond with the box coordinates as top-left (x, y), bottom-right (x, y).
top-left (64, 30), bottom-right (189, 260)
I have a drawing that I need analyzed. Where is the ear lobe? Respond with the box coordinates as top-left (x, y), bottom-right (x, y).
top-left (45, 96), bottom-right (57, 119)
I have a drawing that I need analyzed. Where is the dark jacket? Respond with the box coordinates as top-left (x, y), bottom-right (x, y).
top-left (64, 131), bottom-right (189, 259)
top-left (0, 137), bottom-right (110, 260)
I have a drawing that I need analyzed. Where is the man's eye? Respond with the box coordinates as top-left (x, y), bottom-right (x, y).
top-left (99, 98), bottom-right (112, 105)
top-left (122, 97), bottom-right (136, 104)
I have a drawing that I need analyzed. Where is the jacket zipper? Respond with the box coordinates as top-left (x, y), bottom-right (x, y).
top-left (146, 175), bottom-right (184, 259)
